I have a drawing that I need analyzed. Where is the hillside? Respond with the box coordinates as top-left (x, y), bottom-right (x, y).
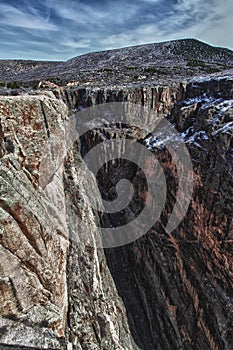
top-left (0, 39), bottom-right (233, 88)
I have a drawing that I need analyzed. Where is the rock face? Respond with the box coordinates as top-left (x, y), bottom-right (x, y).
top-left (101, 79), bottom-right (233, 349)
top-left (0, 93), bottom-right (137, 349)
top-left (0, 75), bottom-right (232, 349)
top-left (0, 94), bottom-right (69, 348)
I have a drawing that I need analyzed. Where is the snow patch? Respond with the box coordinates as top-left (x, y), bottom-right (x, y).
top-left (181, 130), bottom-right (209, 150)
top-left (212, 122), bottom-right (233, 136)
top-left (212, 99), bottom-right (233, 113)
top-left (144, 127), bottom-right (209, 150)
top-left (181, 94), bottom-right (217, 110)
top-left (182, 95), bottom-right (233, 113)
top-left (182, 130), bottom-right (209, 143)
top-left (190, 75), bottom-right (233, 83)
top-left (207, 99), bottom-right (233, 126)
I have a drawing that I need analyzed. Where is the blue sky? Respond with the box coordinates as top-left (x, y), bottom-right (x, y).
top-left (0, 0), bottom-right (232, 61)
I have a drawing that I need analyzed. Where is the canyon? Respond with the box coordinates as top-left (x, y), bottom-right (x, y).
top-left (0, 40), bottom-right (232, 349)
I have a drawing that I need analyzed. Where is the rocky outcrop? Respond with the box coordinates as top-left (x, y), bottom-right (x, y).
top-left (0, 75), bottom-right (232, 349)
top-left (0, 94), bottom-right (137, 349)
top-left (0, 94), bottom-right (69, 348)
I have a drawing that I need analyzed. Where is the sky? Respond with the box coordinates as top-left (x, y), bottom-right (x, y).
top-left (0, 0), bottom-right (232, 61)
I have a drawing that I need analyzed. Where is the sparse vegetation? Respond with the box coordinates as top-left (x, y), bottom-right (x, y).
top-left (0, 81), bottom-right (5, 87)
top-left (187, 60), bottom-right (206, 67)
top-left (143, 67), bottom-right (167, 75)
top-left (46, 76), bottom-right (63, 85)
top-left (126, 66), bottom-right (137, 70)
top-left (101, 68), bottom-right (113, 73)
top-left (187, 60), bottom-right (221, 73)
top-left (0, 39), bottom-right (232, 89)
top-left (6, 81), bottom-right (20, 89)
top-left (203, 66), bottom-right (221, 73)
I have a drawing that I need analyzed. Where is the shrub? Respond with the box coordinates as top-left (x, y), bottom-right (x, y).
top-left (6, 81), bottom-right (20, 89)
top-left (143, 67), bottom-right (167, 75)
top-left (127, 66), bottom-right (137, 70)
top-left (187, 60), bottom-right (206, 67)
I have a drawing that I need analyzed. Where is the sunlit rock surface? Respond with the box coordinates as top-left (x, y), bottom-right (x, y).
top-left (0, 94), bottom-right (137, 349)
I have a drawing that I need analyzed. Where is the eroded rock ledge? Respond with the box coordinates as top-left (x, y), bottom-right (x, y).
top-left (0, 77), bottom-right (232, 349)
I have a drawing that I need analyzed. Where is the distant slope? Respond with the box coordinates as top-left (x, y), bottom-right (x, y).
top-left (0, 39), bottom-right (233, 86)
top-left (65, 38), bottom-right (233, 70)
top-left (0, 60), bottom-right (62, 83)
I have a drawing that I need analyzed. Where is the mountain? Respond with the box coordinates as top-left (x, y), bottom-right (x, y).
top-left (65, 38), bottom-right (233, 71)
top-left (0, 39), bottom-right (233, 87)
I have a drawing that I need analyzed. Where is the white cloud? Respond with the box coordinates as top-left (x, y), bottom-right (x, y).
top-left (51, 0), bottom-right (138, 27)
top-left (0, 3), bottom-right (57, 30)
top-left (99, 0), bottom-right (232, 52)
top-left (63, 39), bottom-right (91, 49)
top-left (50, 1), bottom-right (107, 25)
top-left (53, 38), bottom-right (92, 53)
top-left (167, 0), bottom-right (233, 49)
top-left (101, 23), bottom-right (167, 49)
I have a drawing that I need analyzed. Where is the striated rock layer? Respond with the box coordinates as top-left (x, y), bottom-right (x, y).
top-left (0, 76), bottom-right (232, 349)
top-left (0, 93), bottom-right (137, 349)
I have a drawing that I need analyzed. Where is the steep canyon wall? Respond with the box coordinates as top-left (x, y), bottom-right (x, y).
top-left (0, 77), bottom-right (232, 349)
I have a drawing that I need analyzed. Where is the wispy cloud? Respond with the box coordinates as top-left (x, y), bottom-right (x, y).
top-left (0, 0), bottom-right (232, 60)
top-left (0, 3), bottom-right (57, 30)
